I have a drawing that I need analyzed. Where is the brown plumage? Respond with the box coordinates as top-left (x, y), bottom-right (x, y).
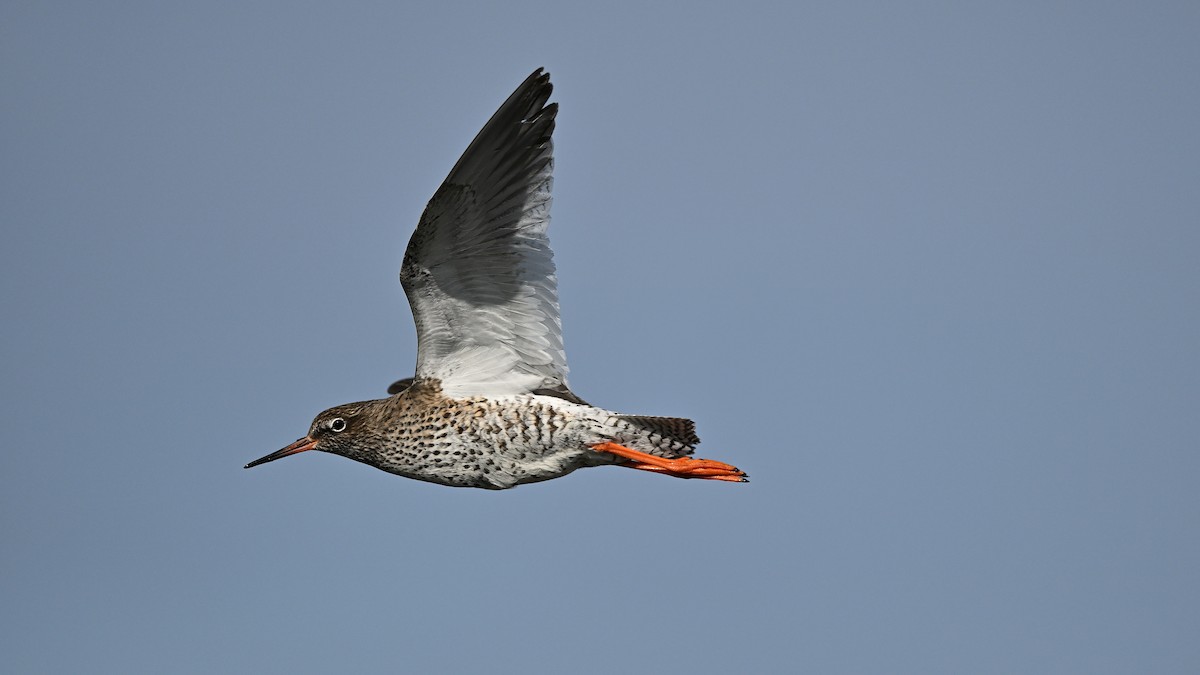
top-left (244, 69), bottom-right (746, 489)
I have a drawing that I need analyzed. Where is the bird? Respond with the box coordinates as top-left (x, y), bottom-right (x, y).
top-left (244, 68), bottom-right (747, 489)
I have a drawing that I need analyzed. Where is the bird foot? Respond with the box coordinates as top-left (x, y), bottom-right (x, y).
top-left (590, 442), bottom-right (748, 482)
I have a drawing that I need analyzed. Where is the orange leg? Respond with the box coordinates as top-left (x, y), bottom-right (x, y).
top-left (591, 442), bottom-right (748, 482)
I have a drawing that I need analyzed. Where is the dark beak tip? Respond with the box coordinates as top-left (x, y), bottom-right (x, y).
top-left (244, 437), bottom-right (318, 470)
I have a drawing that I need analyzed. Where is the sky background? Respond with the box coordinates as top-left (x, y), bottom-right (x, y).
top-left (2, 2), bottom-right (1198, 673)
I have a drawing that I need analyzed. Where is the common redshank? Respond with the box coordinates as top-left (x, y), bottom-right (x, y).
top-left (245, 69), bottom-right (747, 489)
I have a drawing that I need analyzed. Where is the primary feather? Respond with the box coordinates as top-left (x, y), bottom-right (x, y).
top-left (400, 68), bottom-right (567, 398)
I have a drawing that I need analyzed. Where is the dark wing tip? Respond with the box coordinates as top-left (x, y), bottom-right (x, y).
top-left (435, 67), bottom-right (558, 187)
top-left (524, 67), bottom-right (551, 95)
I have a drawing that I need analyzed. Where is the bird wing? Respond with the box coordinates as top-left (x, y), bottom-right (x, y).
top-left (400, 69), bottom-right (569, 398)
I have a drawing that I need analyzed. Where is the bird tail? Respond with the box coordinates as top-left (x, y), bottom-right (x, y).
top-left (617, 415), bottom-right (699, 457)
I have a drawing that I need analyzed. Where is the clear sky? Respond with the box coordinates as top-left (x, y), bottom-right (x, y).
top-left (2, 2), bottom-right (1198, 673)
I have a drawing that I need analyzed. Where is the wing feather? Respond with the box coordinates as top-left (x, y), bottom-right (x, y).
top-left (400, 69), bottom-right (569, 398)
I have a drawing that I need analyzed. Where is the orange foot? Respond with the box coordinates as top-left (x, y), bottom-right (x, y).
top-left (590, 442), bottom-right (748, 483)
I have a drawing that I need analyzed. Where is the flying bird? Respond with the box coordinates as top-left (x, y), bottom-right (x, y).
top-left (245, 69), bottom-right (746, 489)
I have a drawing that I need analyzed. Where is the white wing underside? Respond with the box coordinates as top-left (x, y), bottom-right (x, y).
top-left (400, 69), bottom-right (569, 399)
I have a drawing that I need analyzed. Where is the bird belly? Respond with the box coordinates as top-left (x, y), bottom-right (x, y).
top-left (374, 395), bottom-right (611, 489)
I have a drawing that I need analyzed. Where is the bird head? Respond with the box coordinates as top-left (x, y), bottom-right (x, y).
top-left (245, 401), bottom-right (377, 469)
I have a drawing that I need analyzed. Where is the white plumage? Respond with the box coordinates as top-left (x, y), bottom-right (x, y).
top-left (400, 69), bottom-right (567, 398)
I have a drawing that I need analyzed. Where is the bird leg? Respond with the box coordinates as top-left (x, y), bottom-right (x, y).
top-left (589, 442), bottom-right (748, 482)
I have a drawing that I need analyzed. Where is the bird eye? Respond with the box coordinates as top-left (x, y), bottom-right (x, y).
top-left (328, 417), bottom-right (347, 432)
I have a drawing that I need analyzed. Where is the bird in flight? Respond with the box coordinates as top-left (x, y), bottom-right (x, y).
top-left (245, 69), bottom-right (747, 489)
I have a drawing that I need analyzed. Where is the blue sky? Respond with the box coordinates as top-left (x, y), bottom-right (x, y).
top-left (2, 2), bottom-right (1198, 673)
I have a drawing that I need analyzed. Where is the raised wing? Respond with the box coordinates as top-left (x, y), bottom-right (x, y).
top-left (400, 69), bottom-right (569, 398)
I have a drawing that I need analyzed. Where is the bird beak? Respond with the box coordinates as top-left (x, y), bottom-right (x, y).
top-left (245, 437), bottom-right (318, 469)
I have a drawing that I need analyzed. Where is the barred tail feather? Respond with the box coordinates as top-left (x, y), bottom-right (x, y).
top-left (619, 415), bottom-right (700, 452)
